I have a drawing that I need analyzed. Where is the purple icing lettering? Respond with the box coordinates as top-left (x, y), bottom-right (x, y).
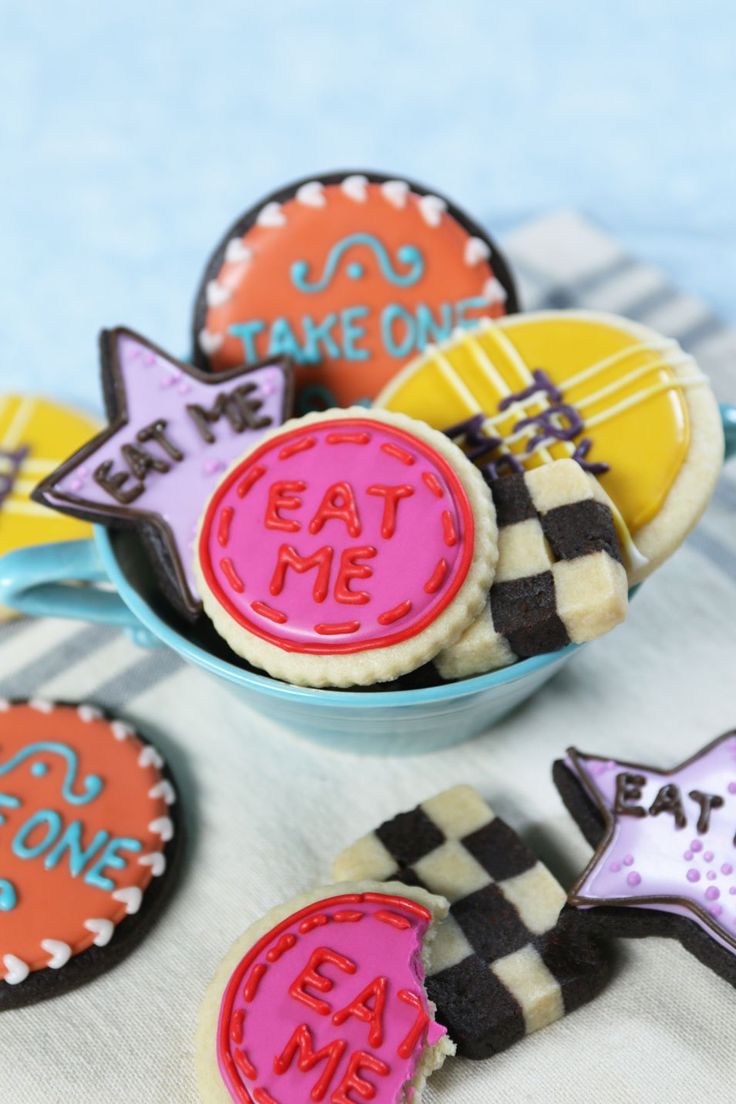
top-left (498, 369), bottom-right (562, 410)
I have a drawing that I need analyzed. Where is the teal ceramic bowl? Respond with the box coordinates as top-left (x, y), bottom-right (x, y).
top-left (2, 404), bottom-right (734, 755)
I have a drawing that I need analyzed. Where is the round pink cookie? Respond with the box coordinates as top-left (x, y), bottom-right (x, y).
top-left (195, 884), bottom-right (454, 1104)
top-left (194, 408), bottom-right (496, 686)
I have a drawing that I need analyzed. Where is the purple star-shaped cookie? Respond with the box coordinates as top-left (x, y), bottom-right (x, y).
top-left (554, 733), bottom-right (736, 986)
top-left (33, 329), bottom-right (293, 618)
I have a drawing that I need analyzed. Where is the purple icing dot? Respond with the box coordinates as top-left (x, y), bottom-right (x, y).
top-left (143, 352), bottom-right (157, 366)
top-left (683, 850), bottom-right (693, 861)
top-left (710, 904), bottom-right (723, 918)
top-left (70, 477), bottom-right (84, 491)
top-left (728, 782), bottom-right (736, 794)
top-left (690, 840), bottom-right (703, 852)
top-left (177, 382), bottom-right (192, 396)
top-left (626, 871), bottom-right (642, 887)
top-left (609, 862), bottom-right (622, 873)
top-left (722, 863), bottom-right (733, 875)
top-left (686, 869), bottom-right (700, 883)
top-left (703, 851), bottom-right (714, 862)
top-left (707, 871), bottom-right (718, 881)
top-left (623, 854), bottom-right (634, 867)
top-left (591, 761), bottom-right (606, 776)
top-left (705, 886), bottom-right (720, 901)
top-left (203, 458), bottom-right (226, 476)
top-left (730, 887), bottom-right (736, 896)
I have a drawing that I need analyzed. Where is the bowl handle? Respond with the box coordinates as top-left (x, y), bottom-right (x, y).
top-left (722, 403), bottom-right (736, 462)
top-left (0, 539), bottom-right (155, 645)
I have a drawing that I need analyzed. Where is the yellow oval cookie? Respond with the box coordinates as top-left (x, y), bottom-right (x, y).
top-left (377, 311), bottom-right (723, 580)
top-left (0, 396), bottom-right (100, 616)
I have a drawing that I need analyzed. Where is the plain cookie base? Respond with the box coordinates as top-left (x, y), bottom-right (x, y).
top-left (194, 407), bottom-right (498, 688)
top-left (195, 880), bottom-right (455, 1104)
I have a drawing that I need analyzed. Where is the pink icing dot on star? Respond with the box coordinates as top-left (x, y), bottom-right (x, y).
top-left (626, 872), bottom-right (641, 887)
top-left (203, 458), bottom-right (226, 476)
top-left (710, 904), bottom-right (723, 918)
top-left (722, 863), bottom-right (733, 875)
top-left (728, 782), bottom-right (736, 794)
top-left (703, 851), bottom-right (714, 862)
top-left (730, 887), bottom-right (736, 896)
top-left (609, 861), bottom-right (622, 873)
top-left (707, 871), bottom-right (717, 881)
top-left (687, 869), bottom-right (701, 883)
top-left (623, 854), bottom-right (634, 867)
top-left (690, 840), bottom-right (703, 852)
top-left (705, 886), bottom-right (720, 901)
top-left (177, 382), bottom-right (192, 396)
top-left (143, 351), bottom-right (157, 366)
top-left (683, 850), bottom-right (693, 861)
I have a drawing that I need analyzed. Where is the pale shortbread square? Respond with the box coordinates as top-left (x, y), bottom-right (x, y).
top-left (421, 784), bottom-right (494, 840)
top-left (427, 913), bottom-right (475, 975)
top-left (495, 518), bottom-right (552, 582)
top-left (552, 553), bottom-right (628, 643)
top-left (525, 458), bottom-right (594, 513)
top-left (491, 944), bottom-right (564, 1033)
top-left (413, 840), bottom-right (492, 903)
top-left (333, 831), bottom-right (398, 882)
top-left (434, 604), bottom-right (516, 679)
top-left (498, 863), bottom-right (566, 934)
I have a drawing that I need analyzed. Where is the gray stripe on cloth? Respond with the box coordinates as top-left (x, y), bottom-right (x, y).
top-left (0, 623), bottom-right (120, 699)
top-left (687, 528), bottom-right (736, 586)
top-left (91, 647), bottom-right (185, 712)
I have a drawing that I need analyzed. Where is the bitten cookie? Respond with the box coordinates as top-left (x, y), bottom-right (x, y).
top-left (33, 328), bottom-right (293, 619)
top-left (377, 310), bottom-right (724, 581)
top-left (436, 459), bottom-right (628, 679)
top-left (192, 170), bottom-right (518, 410)
top-left (194, 407), bottom-right (497, 687)
top-left (196, 881), bottom-right (455, 1104)
top-left (334, 786), bottom-right (610, 1058)
top-left (0, 395), bottom-right (99, 620)
top-left (0, 699), bottom-right (181, 1009)
top-left (554, 733), bottom-right (736, 988)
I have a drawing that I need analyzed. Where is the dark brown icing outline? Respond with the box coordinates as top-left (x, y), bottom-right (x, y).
top-left (31, 328), bottom-right (294, 620)
top-left (190, 169), bottom-right (520, 374)
top-left (553, 733), bottom-right (736, 983)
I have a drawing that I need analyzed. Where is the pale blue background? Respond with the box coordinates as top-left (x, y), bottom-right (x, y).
top-left (1, 1), bottom-right (735, 409)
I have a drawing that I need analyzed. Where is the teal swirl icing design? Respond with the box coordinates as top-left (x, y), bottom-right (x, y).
top-left (0, 878), bottom-right (17, 911)
top-left (291, 233), bottom-right (424, 294)
top-left (0, 742), bottom-right (103, 806)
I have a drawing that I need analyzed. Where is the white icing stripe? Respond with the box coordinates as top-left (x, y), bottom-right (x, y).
top-left (148, 779), bottom-right (176, 805)
top-left (138, 852), bottom-right (166, 877)
top-left (199, 329), bottom-right (224, 356)
top-left (562, 338), bottom-right (681, 391)
top-left (341, 174), bottom-right (368, 202)
top-left (224, 238), bottom-right (252, 264)
top-left (574, 358), bottom-right (698, 414)
top-left (206, 280), bottom-right (233, 308)
top-left (112, 886), bottom-right (143, 915)
top-left (40, 939), bottom-right (72, 969)
top-left (148, 816), bottom-right (174, 842)
top-left (417, 194), bottom-right (447, 227)
top-left (381, 180), bottom-right (409, 208)
top-left (584, 376), bottom-right (706, 430)
top-left (84, 917), bottom-right (114, 947)
top-left (2, 954), bottom-right (29, 985)
top-left (256, 201), bottom-right (286, 228)
top-left (295, 181), bottom-right (325, 208)
top-left (2, 397), bottom-right (35, 450)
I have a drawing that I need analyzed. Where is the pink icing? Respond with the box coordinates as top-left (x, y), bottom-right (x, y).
top-left (216, 892), bottom-right (446, 1104)
top-left (566, 734), bottom-right (736, 954)
top-left (198, 417), bottom-right (473, 653)
top-left (46, 333), bottom-right (288, 600)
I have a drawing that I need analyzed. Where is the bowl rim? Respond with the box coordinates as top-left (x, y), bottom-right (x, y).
top-left (95, 526), bottom-right (580, 706)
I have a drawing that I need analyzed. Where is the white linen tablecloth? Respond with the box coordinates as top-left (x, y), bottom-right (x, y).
top-left (1, 212), bottom-right (735, 1102)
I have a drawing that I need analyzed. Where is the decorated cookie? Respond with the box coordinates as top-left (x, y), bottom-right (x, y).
top-left (196, 881), bottom-right (455, 1104)
top-left (192, 171), bottom-right (518, 410)
top-left (0, 699), bottom-right (181, 1009)
top-left (0, 395), bottom-right (99, 619)
top-left (32, 328), bottom-right (293, 619)
top-left (194, 407), bottom-right (497, 687)
top-left (436, 459), bottom-right (628, 679)
top-left (334, 786), bottom-right (609, 1058)
top-left (554, 734), bottom-right (736, 988)
top-left (377, 311), bottom-right (724, 581)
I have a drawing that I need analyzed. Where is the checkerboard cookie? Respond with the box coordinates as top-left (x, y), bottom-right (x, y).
top-left (334, 786), bottom-right (610, 1058)
top-left (436, 459), bottom-right (628, 679)
top-left (196, 881), bottom-right (455, 1104)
